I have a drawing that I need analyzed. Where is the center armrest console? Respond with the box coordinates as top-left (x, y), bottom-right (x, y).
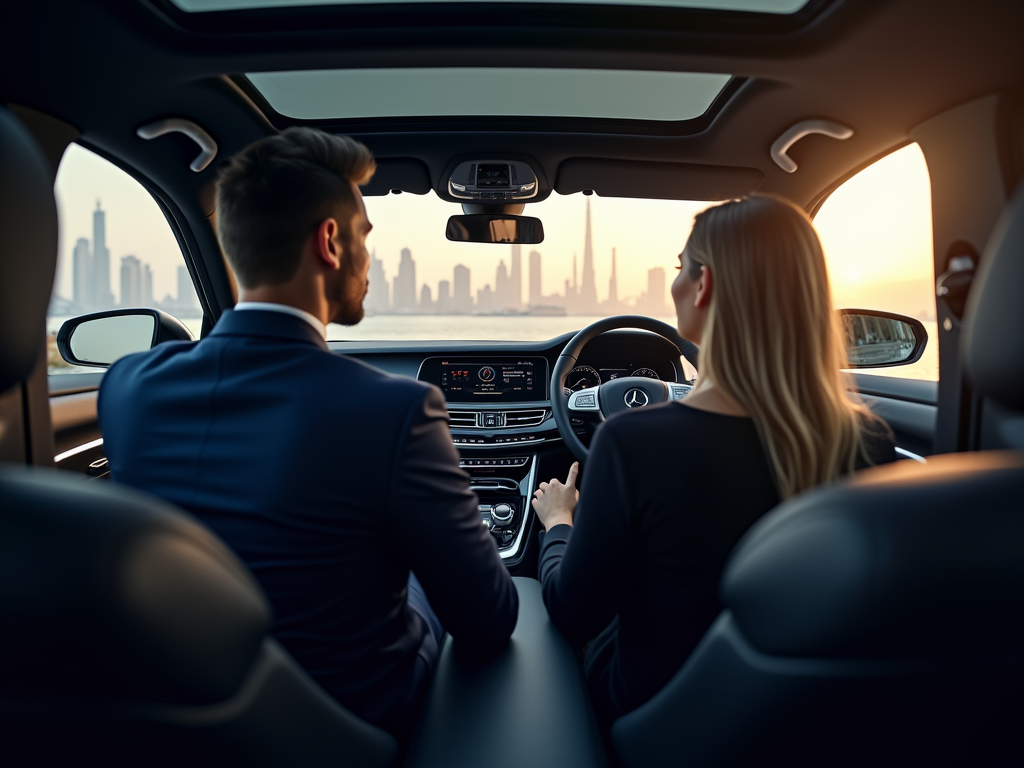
top-left (404, 577), bottom-right (608, 768)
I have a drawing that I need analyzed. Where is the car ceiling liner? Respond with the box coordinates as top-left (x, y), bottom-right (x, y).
top-left (555, 158), bottom-right (764, 201)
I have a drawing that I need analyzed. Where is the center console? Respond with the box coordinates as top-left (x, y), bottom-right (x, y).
top-left (418, 357), bottom-right (555, 562)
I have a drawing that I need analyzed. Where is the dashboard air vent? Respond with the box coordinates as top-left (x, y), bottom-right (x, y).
top-left (449, 411), bottom-right (479, 428)
top-left (504, 409), bottom-right (548, 428)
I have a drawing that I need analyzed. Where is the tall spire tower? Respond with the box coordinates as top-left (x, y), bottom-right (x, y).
top-left (579, 198), bottom-right (598, 311)
top-left (92, 199), bottom-right (113, 309)
top-left (608, 247), bottom-right (618, 307)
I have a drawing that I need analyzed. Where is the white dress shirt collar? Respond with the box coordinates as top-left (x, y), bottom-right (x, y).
top-left (234, 301), bottom-right (327, 340)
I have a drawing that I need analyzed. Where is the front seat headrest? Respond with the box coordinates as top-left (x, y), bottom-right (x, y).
top-left (0, 467), bottom-right (272, 705)
top-left (963, 182), bottom-right (1024, 411)
top-left (721, 452), bottom-right (1024, 658)
top-left (0, 107), bottom-right (59, 393)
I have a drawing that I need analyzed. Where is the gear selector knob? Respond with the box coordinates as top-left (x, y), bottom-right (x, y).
top-left (491, 502), bottom-right (514, 525)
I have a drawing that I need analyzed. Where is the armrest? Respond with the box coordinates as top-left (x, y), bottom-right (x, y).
top-left (404, 577), bottom-right (607, 768)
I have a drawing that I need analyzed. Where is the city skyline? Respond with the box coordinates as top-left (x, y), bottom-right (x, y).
top-left (52, 142), bottom-right (938, 325)
top-left (52, 197), bottom-right (200, 317)
top-left (362, 198), bottom-right (674, 316)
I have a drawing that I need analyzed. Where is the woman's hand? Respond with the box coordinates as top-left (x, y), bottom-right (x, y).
top-left (532, 462), bottom-right (579, 531)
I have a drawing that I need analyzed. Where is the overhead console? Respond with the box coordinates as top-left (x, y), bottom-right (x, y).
top-left (447, 159), bottom-right (539, 203)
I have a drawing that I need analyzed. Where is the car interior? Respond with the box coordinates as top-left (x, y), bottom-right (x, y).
top-left (1, 0), bottom-right (1022, 766)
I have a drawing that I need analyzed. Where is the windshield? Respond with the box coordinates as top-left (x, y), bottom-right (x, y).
top-left (332, 192), bottom-right (708, 342)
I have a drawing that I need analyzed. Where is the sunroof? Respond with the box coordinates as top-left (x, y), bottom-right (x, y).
top-left (247, 69), bottom-right (733, 122)
top-left (173, 0), bottom-right (809, 12)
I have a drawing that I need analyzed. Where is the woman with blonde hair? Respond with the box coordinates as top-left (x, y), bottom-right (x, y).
top-left (532, 194), bottom-right (895, 729)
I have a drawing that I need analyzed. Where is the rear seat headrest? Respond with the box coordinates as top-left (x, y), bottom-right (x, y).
top-left (963, 183), bottom-right (1024, 411)
top-left (0, 107), bottom-right (59, 393)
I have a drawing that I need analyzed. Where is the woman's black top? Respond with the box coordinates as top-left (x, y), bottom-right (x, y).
top-left (538, 402), bottom-right (896, 728)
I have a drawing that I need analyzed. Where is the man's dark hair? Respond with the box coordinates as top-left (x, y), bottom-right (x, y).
top-left (215, 128), bottom-right (376, 288)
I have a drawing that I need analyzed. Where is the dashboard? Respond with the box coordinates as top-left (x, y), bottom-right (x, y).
top-left (333, 330), bottom-right (688, 568)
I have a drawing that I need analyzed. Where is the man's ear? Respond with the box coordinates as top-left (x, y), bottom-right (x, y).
top-left (695, 265), bottom-right (713, 309)
top-left (314, 218), bottom-right (342, 271)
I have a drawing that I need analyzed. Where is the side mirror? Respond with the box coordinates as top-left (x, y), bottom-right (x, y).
top-left (57, 308), bottom-right (194, 368)
top-left (839, 309), bottom-right (927, 368)
top-left (446, 214), bottom-right (545, 244)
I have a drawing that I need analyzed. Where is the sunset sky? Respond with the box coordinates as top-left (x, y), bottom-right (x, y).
top-left (53, 142), bottom-right (935, 322)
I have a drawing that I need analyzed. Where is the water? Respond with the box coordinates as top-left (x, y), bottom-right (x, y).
top-left (46, 315), bottom-right (940, 383)
top-left (325, 314), bottom-right (673, 343)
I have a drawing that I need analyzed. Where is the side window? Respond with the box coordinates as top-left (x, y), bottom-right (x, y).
top-left (48, 144), bottom-right (201, 375)
top-left (815, 143), bottom-right (937, 381)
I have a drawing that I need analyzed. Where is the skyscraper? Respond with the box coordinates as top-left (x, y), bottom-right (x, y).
top-left (528, 249), bottom-right (542, 306)
top-left (648, 267), bottom-right (667, 315)
top-left (420, 284), bottom-right (433, 311)
top-left (366, 250), bottom-right (389, 312)
top-left (578, 198), bottom-right (598, 312)
top-left (453, 264), bottom-right (472, 313)
top-left (509, 245), bottom-right (522, 308)
top-left (494, 259), bottom-right (509, 309)
top-left (93, 200), bottom-right (113, 308)
top-left (120, 255), bottom-right (142, 306)
top-left (606, 247), bottom-right (620, 309)
top-left (142, 263), bottom-right (153, 306)
top-left (477, 284), bottom-right (493, 309)
top-left (393, 248), bottom-right (417, 311)
top-left (73, 237), bottom-right (92, 309)
top-left (637, 266), bottom-right (669, 316)
top-left (177, 265), bottom-right (198, 309)
top-left (437, 280), bottom-right (451, 313)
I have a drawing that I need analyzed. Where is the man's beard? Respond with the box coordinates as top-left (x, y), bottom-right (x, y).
top-left (332, 277), bottom-right (367, 327)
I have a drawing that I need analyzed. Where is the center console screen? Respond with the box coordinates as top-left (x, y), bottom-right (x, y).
top-left (423, 358), bottom-right (545, 402)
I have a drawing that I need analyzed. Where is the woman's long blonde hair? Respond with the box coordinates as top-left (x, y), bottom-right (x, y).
top-left (685, 194), bottom-right (876, 500)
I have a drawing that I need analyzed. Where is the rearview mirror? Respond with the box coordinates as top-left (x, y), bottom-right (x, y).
top-left (839, 309), bottom-right (927, 368)
top-left (57, 308), bottom-right (194, 368)
top-left (446, 214), bottom-right (544, 244)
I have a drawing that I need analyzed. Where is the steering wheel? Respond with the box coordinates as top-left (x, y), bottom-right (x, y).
top-left (551, 315), bottom-right (700, 462)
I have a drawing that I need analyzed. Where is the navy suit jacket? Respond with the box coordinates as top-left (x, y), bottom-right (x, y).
top-left (98, 309), bottom-right (518, 735)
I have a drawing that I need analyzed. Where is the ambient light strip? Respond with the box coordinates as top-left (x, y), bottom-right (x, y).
top-left (54, 437), bottom-right (104, 463)
top-left (895, 447), bottom-right (926, 463)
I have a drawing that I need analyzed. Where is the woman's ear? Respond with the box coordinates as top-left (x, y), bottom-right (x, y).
top-left (314, 218), bottom-right (342, 271)
top-left (695, 265), bottom-right (713, 308)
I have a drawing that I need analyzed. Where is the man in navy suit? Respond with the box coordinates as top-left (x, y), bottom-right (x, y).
top-left (98, 128), bottom-right (518, 739)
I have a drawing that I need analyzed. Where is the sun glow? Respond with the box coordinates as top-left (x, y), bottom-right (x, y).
top-left (816, 143), bottom-right (935, 321)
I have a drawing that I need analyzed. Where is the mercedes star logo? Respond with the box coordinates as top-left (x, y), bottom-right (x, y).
top-left (624, 388), bottom-right (650, 408)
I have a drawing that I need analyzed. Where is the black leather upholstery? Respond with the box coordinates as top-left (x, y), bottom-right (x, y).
top-left (406, 577), bottom-right (607, 768)
top-left (964, 183), bottom-right (1024, 411)
top-left (611, 453), bottom-right (1024, 768)
top-left (723, 453), bottom-right (1024, 658)
top-left (0, 467), bottom-right (271, 705)
top-left (0, 107), bottom-right (58, 392)
top-left (0, 466), bottom-right (400, 768)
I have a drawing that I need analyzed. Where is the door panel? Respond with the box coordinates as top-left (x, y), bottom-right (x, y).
top-left (50, 388), bottom-right (104, 476)
top-left (854, 373), bottom-right (937, 458)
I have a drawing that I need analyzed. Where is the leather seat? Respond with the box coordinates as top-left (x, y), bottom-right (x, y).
top-left (610, 185), bottom-right (1024, 768)
top-left (0, 107), bottom-right (399, 767)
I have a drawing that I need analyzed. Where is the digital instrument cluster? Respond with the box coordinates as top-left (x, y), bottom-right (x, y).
top-left (564, 364), bottom-right (663, 393)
